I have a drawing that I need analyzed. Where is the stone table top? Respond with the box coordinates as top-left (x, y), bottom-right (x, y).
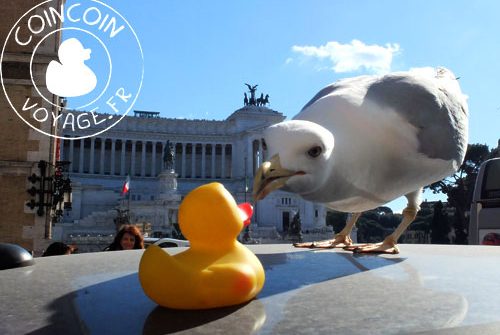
top-left (1, 244), bottom-right (500, 334)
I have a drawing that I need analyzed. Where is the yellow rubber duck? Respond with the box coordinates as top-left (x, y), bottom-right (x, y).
top-left (139, 182), bottom-right (265, 309)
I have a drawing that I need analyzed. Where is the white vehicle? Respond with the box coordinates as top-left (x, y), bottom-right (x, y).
top-left (143, 237), bottom-right (190, 248)
top-left (469, 158), bottom-right (500, 245)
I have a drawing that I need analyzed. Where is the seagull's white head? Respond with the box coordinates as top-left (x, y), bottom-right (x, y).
top-left (253, 120), bottom-right (334, 201)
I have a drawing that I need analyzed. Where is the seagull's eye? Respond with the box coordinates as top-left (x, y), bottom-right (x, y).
top-left (261, 138), bottom-right (267, 151)
top-left (307, 146), bottom-right (322, 158)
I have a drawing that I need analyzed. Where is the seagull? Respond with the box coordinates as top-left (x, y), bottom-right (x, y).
top-left (253, 67), bottom-right (468, 254)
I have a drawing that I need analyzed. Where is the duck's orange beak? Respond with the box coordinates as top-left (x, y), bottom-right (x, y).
top-left (238, 203), bottom-right (253, 227)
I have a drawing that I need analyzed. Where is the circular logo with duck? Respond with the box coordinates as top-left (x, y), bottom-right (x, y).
top-left (0, 0), bottom-right (144, 139)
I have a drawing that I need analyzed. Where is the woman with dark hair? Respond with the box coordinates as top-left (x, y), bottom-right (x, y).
top-left (105, 225), bottom-right (144, 251)
top-left (42, 242), bottom-right (77, 256)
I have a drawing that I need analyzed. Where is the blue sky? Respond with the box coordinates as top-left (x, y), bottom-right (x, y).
top-left (64, 0), bottom-right (500, 212)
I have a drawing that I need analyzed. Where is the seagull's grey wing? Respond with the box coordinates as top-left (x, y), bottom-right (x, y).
top-left (364, 74), bottom-right (467, 162)
top-left (300, 84), bottom-right (341, 112)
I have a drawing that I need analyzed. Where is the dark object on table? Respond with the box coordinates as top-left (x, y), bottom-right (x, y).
top-left (0, 243), bottom-right (34, 270)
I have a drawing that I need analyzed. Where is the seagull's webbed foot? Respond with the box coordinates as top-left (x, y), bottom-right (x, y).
top-left (293, 234), bottom-right (353, 249)
top-left (351, 239), bottom-right (400, 254)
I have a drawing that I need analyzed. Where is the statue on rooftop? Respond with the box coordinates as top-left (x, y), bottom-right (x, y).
top-left (257, 93), bottom-right (264, 106)
top-left (245, 83), bottom-right (258, 106)
top-left (256, 93), bottom-right (270, 106)
top-left (163, 140), bottom-right (175, 171)
top-left (263, 94), bottom-right (269, 106)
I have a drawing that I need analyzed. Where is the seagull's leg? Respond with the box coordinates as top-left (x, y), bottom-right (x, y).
top-left (294, 212), bottom-right (362, 249)
top-left (353, 189), bottom-right (422, 254)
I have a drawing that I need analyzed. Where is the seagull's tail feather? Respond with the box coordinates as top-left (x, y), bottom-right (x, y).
top-left (433, 67), bottom-right (469, 169)
top-left (435, 67), bottom-right (467, 106)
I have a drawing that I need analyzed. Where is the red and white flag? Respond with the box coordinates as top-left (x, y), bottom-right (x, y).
top-left (122, 175), bottom-right (130, 195)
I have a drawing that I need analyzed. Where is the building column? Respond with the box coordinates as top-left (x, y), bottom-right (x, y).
top-left (201, 143), bottom-right (206, 178)
top-left (141, 140), bottom-right (146, 177)
top-left (172, 141), bottom-right (177, 173)
top-left (131, 140), bottom-right (136, 176)
top-left (191, 143), bottom-right (196, 178)
top-left (247, 139), bottom-right (253, 177)
top-left (258, 139), bottom-right (264, 168)
top-left (89, 138), bottom-right (95, 174)
top-left (181, 143), bottom-right (186, 178)
top-left (221, 144), bottom-right (226, 178)
top-left (111, 139), bottom-right (116, 175)
top-left (161, 141), bottom-right (166, 171)
top-left (120, 140), bottom-right (126, 176)
top-left (229, 144), bottom-right (234, 178)
top-left (100, 138), bottom-right (106, 174)
top-left (211, 143), bottom-right (216, 178)
top-left (59, 138), bottom-right (65, 161)
top-left (79, 138), bottom-right (84, 173)
top-left (69, 138), bottom-right (74, 172)
top-left (151, 141), bottom-right (156, 177)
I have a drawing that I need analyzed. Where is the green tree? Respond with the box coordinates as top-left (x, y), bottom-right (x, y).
top-left (409, 206), bottom-right (433, 242)
top-left (430, 201), bottom-right (450, 244)
top-left (327, 208), bottom-right (404, 243)
top-left (357, 209), bottom-right (395, 242)
top-left (327, 208), bottom-right (395, 242)
top-left (427, 143), bottom-right (492, 244)
top-left (379, 211), bottom-right (401, 231)
top-left (326, 211), bottom-right (348, 234)
top-left (490, 139), bottom-right (500, 159)
top-left (357, 217), bottom-right (387, 243)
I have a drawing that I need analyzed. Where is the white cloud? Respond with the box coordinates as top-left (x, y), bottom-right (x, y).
top-left (290, 39), bottom-right (401, 74)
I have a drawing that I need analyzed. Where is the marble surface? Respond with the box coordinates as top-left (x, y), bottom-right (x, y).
top-left (1, 244), bottom-right (500, 334)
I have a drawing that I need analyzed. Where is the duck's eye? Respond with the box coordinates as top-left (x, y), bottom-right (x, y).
top-left (261, 138), bottom-right (267, 151)
top-left (307, 146), bottom-right (322, 158)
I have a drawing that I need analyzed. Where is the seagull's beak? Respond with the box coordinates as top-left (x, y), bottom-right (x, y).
top-left (253, 154), bottom-right (304, 201)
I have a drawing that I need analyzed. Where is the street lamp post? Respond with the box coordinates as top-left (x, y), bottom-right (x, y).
top-left (26, 160), bottom-right (73, 226)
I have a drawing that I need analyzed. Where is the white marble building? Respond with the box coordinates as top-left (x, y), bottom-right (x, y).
top-left (55, 105), bottom-right (328, 246)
